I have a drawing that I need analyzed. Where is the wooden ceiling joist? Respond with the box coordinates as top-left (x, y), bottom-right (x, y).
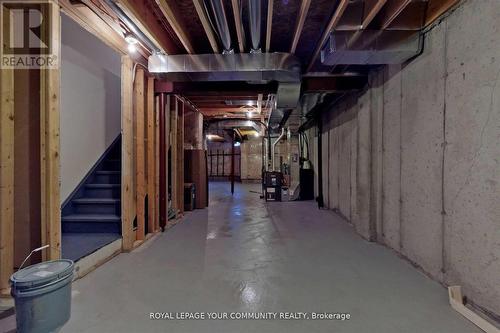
top-left (193, 0), bottom-right (220, 53)
top-left (306, 0), bottom-right (349, 72)
top-left (155, 0), bottom-right (195, 53)
top-left (265, 0), bottom-right (274, 52)
top-left (361, 0), bottom-right (388, 29)
top-left (117, 0), bottom-right (181, 54)
top-left (425, 0), bottom-right (460, 27)
top-left (290, 0), bottom-right (311, 54)
top-left (230, 0), bottom-right (246, 53)
top-left (379, 0), bottom-right (412, 29)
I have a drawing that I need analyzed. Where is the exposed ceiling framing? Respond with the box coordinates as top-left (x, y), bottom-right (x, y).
top-left (72, 0), bottom-right (461, 126)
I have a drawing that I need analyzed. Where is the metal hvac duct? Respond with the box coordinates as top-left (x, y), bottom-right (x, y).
top-left (209, 120), bottom-right (261, 133)
top-left (248, 0), bottom-right (262, 53)
top-left (148, 52), bottom-right (300, 82)
top-left (321, 30), bottom-right (423, 66)
top-left (206, 0), bottom-right (233, 53)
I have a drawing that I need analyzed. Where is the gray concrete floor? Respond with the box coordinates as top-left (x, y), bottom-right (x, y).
top-left (64, 182), bottom-right (481, 333)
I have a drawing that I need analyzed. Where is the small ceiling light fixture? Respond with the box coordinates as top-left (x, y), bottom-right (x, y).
top-left (125, 33), bottom-right (138, 54)
top-left (246, 111), bottom-right (252, 118)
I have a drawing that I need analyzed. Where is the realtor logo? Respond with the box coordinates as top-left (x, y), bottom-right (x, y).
top-left (0, 0), bottom-right (58, 68)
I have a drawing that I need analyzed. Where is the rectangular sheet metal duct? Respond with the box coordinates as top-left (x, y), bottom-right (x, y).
top-left (321, 30), bottom-right (423, 66)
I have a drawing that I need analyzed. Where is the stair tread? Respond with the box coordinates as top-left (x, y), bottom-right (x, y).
top-left (62, 214), bottom-right (121, 221)
top-left (96, 170), bottom-right (120, 174)
top-left (85, 183), bottom-right (120, 188)
top-left (73, 198), bottom-right (120, 204)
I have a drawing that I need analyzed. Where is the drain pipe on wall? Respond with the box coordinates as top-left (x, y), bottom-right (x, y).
top-left (272, 127), bottom-right (286, 171)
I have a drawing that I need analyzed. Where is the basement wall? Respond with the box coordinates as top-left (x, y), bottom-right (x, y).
top-left (60, 14), bottom-right (121, 203)
top-left (319, 0), bottom-right (500, 315)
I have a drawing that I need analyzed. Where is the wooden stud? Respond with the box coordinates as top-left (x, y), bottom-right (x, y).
top-left (231, 0), bottom-right (245, 53)
top-left (448, 286), bottom-right (500, 333)
top-left (176, 98), bottom-right (185, 214)
top-left (290, 0), bottom-right (311, 54)
top-left (306, 0), bottom-right (349, 72)
top-left (121, 56), bottom-right (134, 251)
top-left (156, 0), bottom-right (195, 53)
top-left (146, 76), bottom-right (156, 233)
top-left (0, 67), bottom-right (14, 291)
top-left (40, 7), bottom-right (61, 261)
top-left (193, 0), bottom-right (220, 53)
top-left (265, 0), bottom-right (274, 52)
top-left (170, 95), bottom-right (178, 213)
top-left (154, 95), bottom-right (162, 230)
top-left (135, 68), bottom-right (145, 240)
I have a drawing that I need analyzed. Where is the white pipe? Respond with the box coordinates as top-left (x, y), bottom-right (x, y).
top-left (272, 127), bottom-right (286, 171)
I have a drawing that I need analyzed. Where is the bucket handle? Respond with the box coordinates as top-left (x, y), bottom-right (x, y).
top-left (17, 245), bottom-right (50, 272)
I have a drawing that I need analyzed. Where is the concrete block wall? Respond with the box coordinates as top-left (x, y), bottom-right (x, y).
top-left (319, 0), bottom-right (500, 316)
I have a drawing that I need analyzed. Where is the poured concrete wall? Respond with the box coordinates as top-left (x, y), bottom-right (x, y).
top-left (320, 0), bottom-right (500, 315)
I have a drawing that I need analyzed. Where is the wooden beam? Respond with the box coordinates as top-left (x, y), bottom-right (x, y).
top-left (448, 286), bottom-right (500, 333)
top-left (265, 0), bottom-right (274, 52)
top-left (425, 0), bottom-right (460, 27)
top-left (121, 56), bottom-right (134, 251)
top-left (40, 7), bottom-right (61, 261)
top-left (135, 68), bottom-right (146, 240)
top-left (60, 0), bottom-right (127, 55)
top-left (290, 0), bottom-right (311, 53)
top-left (156, 0), bottom-right (195, 53)
top-left (306, 0), bottom-right (349, 72)
top-left (230, 0), bottom-right (245, 53)
top-left (117, 0), bottom-right (181, 54)
top-left (146, 76), bottom-right (156, 233)
top-left (379, 0), bottom-right (412, 29)
top-left (0, 67), bottom-right (14, 292)
top-left (193, 0), bottom-right (220, 53)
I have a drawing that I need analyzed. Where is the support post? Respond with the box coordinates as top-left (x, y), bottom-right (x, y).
top-left (177, 98), bottom-right (184, 213)
top-left (159, 93), bottom-right (167, 229)
top-left (231, 131), bottom-right (235, 194)
top-left (0, 67), bottom-right (14, 292)
top-left (121, 56), bottom-right (134, 250)
top-left (40, 7), bottom-right (61, 261)
top-left (146, 76), bottom-right (155, 232)
top-left (135, 68), bottom-right (145, 240)
top-left (170, 95), bottom-right (178, 213)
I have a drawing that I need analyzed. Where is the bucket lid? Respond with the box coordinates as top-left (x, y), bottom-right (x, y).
top-left (10, 259), bottom-right (74, 290)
